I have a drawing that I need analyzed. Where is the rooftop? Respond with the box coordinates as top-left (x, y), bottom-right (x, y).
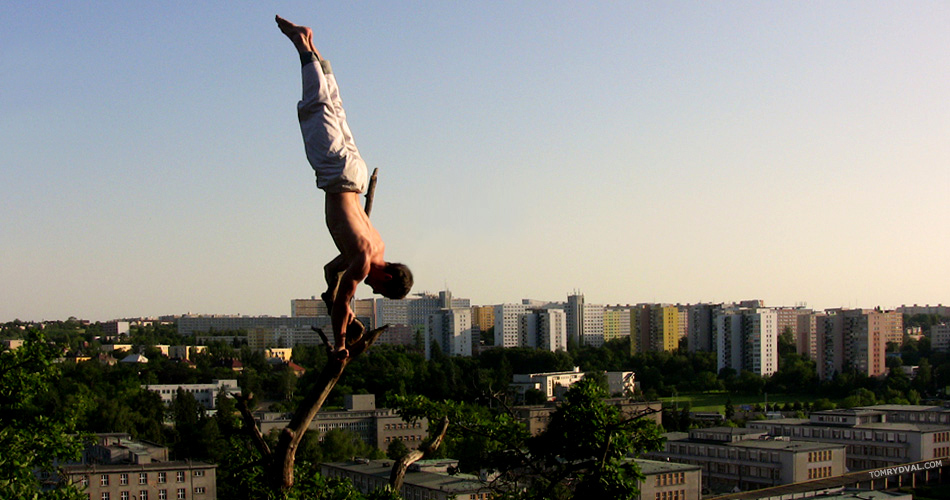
top-left (636, 459), bottom-right (701, 475)
top-left (323, 459), bottom-right (489, 494)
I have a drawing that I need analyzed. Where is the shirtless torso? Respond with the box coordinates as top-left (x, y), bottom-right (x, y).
top-left (324, 192), bottom-right (387, 351)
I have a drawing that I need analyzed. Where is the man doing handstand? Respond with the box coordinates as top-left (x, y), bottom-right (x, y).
top-left (277, 15), bottom-right (413, 359)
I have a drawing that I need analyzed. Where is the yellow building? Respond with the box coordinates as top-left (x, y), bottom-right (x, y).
top-left (264, 348), bottom-right (293, 362)
top-left (471, 305), bottom-right (495, 333)
top-left (632, 304), bottom-right (680, 354)
top-left (603, 306), bottom-right (632, 343)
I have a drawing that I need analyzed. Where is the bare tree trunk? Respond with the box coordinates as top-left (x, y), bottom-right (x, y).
top-left (389, 416), bottom-right (450, 492)
top-left (234, 393), bottom-right (271, 459)
top-left (269, 324), bottom-right (387, 490)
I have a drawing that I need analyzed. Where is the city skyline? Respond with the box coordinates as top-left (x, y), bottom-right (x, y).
top-left (3, 3), bottom-right (949, 322)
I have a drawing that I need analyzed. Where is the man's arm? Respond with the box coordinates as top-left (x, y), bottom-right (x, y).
top-left (330, 256), bottom-right (370, 356)
top-left (323, 254), bottom-right (346, 311)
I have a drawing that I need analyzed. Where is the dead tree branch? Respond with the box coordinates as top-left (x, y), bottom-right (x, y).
top-left (389, 416), bottom-right (450, 492)
top-left (234, 393), bottom-right (271, 458)
top-left (364, 167), bottom-right (378, 217)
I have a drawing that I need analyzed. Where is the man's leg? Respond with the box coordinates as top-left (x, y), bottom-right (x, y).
top-left (321, 65), bottom-right (362, 162)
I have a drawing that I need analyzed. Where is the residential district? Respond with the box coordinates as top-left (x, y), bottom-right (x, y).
top-left (5, 293), bottom-right (950, 500)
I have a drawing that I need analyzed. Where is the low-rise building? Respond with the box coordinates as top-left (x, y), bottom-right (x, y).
top-left (511, 399), bottom-right (661, 436)
top-left (636, 459), bottom-right (702, 500)
top-left (168, 345), bottom-right (207, 361)
top-left (102, 321), bottom-right (130, 337)
top-left (264, 347), bottom-right (293, 362)
top-left (321, 459), bottom-right (491, 500)
top-left (142, 380), bottom-right (239, 409)
top-left (59, 433), bottom-right (217, 500)
top-left (747, 408), bottom-right (950, 471)
top-left (510, 368), bottom-right (639, 402)
top-left (648, 427), bottom-right (845, 494)
top-left (321, 458), bottom-right (699, 500)
top-left (2, 339), bottom-right (24, 350)
top-left (856, 404), bottom-right (950, 425)
top-left (256, 394), bottom-right (428, 451)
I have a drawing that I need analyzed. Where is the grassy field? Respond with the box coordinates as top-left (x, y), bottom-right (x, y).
top-left (657, 392), bottom-right (812, 413)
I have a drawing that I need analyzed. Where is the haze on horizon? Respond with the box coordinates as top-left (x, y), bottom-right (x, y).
top-left (2, 2), bottom-right (948, 323)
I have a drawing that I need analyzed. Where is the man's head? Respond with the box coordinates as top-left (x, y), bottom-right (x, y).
top-left (366, 262), bottom-right (413, 299)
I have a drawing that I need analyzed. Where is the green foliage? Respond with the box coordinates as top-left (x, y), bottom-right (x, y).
top-left (395, 378), bottom-right (663, 500)
top-left (386, 439), bottom-right (409, 461)
top-left (0, 332), bottom-right (88, 499)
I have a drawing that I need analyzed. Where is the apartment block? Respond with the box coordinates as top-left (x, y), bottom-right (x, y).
top-left (633, 304), bottom-right (681, 354)
top-left (178, 315), bottom-right (327, 336)
top-left (520, 308), bottom-right (567, 352)
top-left (581, 302), bottom-right (606, 347)
top-left (566, 293), bottom-right (584, 346)
top-left (715, 307), bottom-right (778, 376)
top-left (470, 305), bottom-right (495, 334)
top-left (931, 323), bottom-right (950, 352)
top-left (815, 309), bottom-right (899, 379)
top-left (494, 303), bottom-right (528, 348)
top-left (686, 303), bottom-right (718, 353)
top-left (897, 304), bottom-right (950, 317)
top-left (248, 324), bottom-right (328, 351)
top-left (291, 296), bottom-right (328, 317)
top-left (426, 307), bottom-right (473, 358)
top-left (603, 305), bottom-right (633, 343)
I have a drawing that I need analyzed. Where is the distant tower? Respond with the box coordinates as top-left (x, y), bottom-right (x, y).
top-left (566, 293), bottom-right (584, 346)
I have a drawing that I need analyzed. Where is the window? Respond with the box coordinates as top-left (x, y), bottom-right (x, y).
top-left (101, 494), bottom-right (110, 500)
top-left (141, 492), bottom-right (149, 500)
top-left (120, 474), bottom-right (128, 485)
top-left (80, 475), bottom-right (89, 487)
top-left (158, 472), bottom-right (166, 484)
top-left (121, 493), bottom-right (130, 500)
top-left (101, 475), bottom-right (110, 487)
top-left (140, 472), bottom-right (148, 485)
top-left (193, 470), bottom-right (204, 477)
top-left (194, 487), bottom-right (205, 494)
top-left (177, 488), bottom-right (186, 499)
top-left (177, 471), bottom-right (185, 483)
top-left (159, 490), bottom-right (167, 500)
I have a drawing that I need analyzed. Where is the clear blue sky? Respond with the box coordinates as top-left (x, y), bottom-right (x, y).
top-left (2, 2), bottom-right (948, 322)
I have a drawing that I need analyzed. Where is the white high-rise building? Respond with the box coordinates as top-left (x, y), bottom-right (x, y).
top-left (582, 303), bottom-right (605, 347)
top-left (715, 307), bottom-right (778, 376)
top-left (520, 309), bottom-right (567, 352)
top-left (494, 303), bottom-right (527, 348)
top-left (425, 308), bottom-right (473, 359)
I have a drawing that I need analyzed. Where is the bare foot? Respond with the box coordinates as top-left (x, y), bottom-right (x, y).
top-left (275, 15), bottom-right (318, 56)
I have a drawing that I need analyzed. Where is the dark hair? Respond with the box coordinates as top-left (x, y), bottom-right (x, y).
top-left (380, 262), bottom-right (413, 300)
